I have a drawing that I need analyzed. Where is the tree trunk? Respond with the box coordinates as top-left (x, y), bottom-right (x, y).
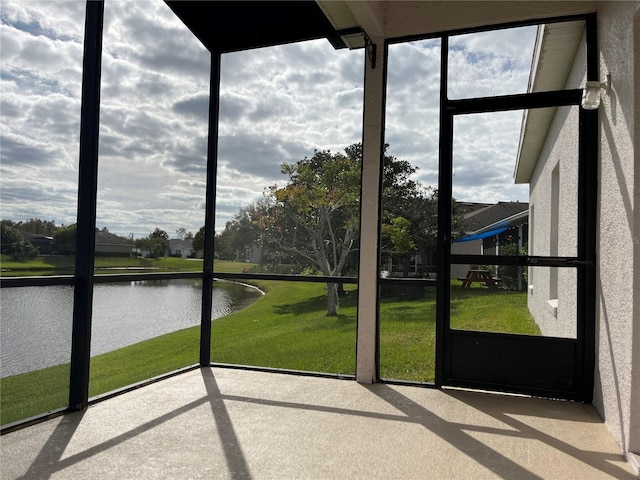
top-left (326, 282), bottom-right (339, 316)
top-left (402, 256), bottom-right (410, 277)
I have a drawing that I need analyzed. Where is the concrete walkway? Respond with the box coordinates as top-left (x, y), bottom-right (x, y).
top-left (1, 367), bottom-right (636, 479)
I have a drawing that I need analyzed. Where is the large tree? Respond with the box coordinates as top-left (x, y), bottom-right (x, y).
top-left (381, 182), bottom-right (465, 277)
top-left (260, 146), bottom-right (362, 316)
top-left (381, 216), bottom-right (416, 276)
top-left (192, 226), bottom-right (206, 253)
top-left (137, 228), bottom-right (169, 259)
top-left (0, 221), bottom-right (37, 259)
top-left (1, 221), bottom-right (23, 255)
top-left (223, 205), bottom-right (262, 261)
top-left (13, 218), bottom-right (57, 236)
top-left (53, 224), bottom-right (77, 255)
top-left (379, 148), bottom-right (433, 276)
top-left (227, 143), bottom-right (449, 314)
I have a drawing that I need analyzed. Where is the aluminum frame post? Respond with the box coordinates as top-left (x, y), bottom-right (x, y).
top-left (200, 51), bottom-right (221, 367)
top-left (69, 0), bottom-right (104, 411)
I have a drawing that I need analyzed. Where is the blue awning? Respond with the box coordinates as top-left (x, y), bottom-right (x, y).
top-left (453, 226), bottom-right (508, 243)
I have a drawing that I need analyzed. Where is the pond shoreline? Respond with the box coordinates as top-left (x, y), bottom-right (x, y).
top-left (0, 279), bottom-right (262, 378)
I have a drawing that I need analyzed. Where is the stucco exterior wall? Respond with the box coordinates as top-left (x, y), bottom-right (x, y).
top-left (591, 1), bottom-right (639, 464)
top-left (527, 105), bottom-right (579, 335)
top-left (631, 7), bottom-right (640, 466)
top-left (356, 32), bottom-right (386, 384)
top-left (527, 32), bottom-right (584, 338)
top-left (353, 0), bottom-right (639, 466)
top-left (526, 4), bottom-right (638, 460)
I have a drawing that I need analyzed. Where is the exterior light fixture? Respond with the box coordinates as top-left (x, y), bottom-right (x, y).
top-left (581, 74), bottom-right (610, 110)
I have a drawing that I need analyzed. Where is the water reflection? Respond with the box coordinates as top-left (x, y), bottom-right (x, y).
top-left (0, 279), bottom-right (261, 377)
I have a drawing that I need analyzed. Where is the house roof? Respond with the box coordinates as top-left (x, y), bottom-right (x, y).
top-left (456, 202), bottom-right (494, 215)
top-left (169, 239), bottom-right (193, 250)
top-left (513, 20), bottom-right (585, 184)
top-left (22, 233), bottom-right (54, 241)
top-left (95, 229), bottom-right (133, 247)
top-left (462, 202), bottom-right (529, 233)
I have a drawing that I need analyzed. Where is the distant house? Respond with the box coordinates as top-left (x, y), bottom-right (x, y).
top-left (244, 245), bottom-right (262, 264)
top-left (95, 229), bottom-right (135, 257)
top-left (168, 239), bottom-right (194, 258)
top-left (22, 233), bottom-right (55, 254)
top-left (452, 202), bottom-right (529, 281)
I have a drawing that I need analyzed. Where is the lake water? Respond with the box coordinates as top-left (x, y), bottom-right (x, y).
top-left (0, 279), bottom-right (262, 378)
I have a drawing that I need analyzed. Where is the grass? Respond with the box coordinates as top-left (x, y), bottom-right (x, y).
top-left (209, 281), bottom-right (358, 373)
top-left (450, 286), bottom-right (540, 334)
top-left (378, 285), bottom-right (540, 382)
top-left (0, 258), bottom-right (539, 425)
top-left (0, 254), bottom-right (206, 276)
top-left (0, 328), bottom-right (201, 425)
top-left (379, 289), bottom-right (437, 382)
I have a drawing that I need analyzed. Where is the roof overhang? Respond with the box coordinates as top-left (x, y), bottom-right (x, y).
top-left (513, 20), bottom-right (585, 184)
top-left (165, 1), bottom-right (355, 53)
top-left (460, 207), bottom-right (529, 238)
top-left (454, 226), bottom-right (509, 243)
top-left (316, 1), bottom-right (366, 48)
top-left (166, 2), bottom-right (596, 56)
top-left (475, 209), bottom-right (529, 234)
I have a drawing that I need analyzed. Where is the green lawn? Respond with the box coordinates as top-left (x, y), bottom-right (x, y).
top-left (209, 280), bottom-right (358, 374)
top-left (379, 284), bottom-right (540, 382)
top-left (0, 254), bottom-right (206, 276)
top-left (0, 258), bottom-right (539, 425)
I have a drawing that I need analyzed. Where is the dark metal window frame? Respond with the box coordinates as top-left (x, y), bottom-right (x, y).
top-left (379, 14), bottom-right (597, 402)
top-left (0, 7), bottom-right (598, 434)
top-left (0, 0), bottom-right (364, 434)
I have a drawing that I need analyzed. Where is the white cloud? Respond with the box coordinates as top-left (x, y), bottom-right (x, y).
top-left (385, 30), bottom-right (534, 204)
top-left (448, 25), bottom-right (537, 99)
top-left (1, 1), bottom-right (536, 240)
top-left (211, 39), bottom-right (364, 230)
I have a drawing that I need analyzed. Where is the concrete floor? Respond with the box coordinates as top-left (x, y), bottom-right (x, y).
top-left (1, 367), bottom-right (636, 480)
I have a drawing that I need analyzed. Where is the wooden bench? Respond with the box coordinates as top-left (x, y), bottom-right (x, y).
top-left (458, 269), bottom-right (501, 288)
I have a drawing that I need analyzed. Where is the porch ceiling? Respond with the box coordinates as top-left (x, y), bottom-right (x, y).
top-left (164, 1), bottom-right (350, 53)
top-left (165, 1), bottom-right (596, 55)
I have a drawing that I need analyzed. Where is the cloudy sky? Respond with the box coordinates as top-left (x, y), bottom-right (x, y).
top-left (1, 1), bottom-right (536, 239)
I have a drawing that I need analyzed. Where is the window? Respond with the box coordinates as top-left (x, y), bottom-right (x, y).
top-left (211, 39), bottom-right (364, 373)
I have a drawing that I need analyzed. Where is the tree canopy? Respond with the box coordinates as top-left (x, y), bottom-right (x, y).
top-left (215, 142), bottom-right (465, 314)
top-left (0, 221), bottom-right (35, 260)
top-left (53, 224), bottom-right (77, 255)
top-left (137, 228), bottom-right (170, 259)
top-left (261, 146), bottom-right (362, 315)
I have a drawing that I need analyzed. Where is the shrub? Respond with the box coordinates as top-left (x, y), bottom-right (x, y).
top-left (498, 243), bottom-right (522, 291)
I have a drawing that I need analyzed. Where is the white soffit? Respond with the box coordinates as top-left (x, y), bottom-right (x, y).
top-left (316, 1), bottom-right (359, 30)
top-left (316, 1), bottom-right (364, 48)
top-left (316, 1), bottom-right (386, 48)
top-left (514, 20), bottom-right (585, 184)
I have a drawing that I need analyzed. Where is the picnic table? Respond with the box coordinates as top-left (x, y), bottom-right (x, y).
top-left (458, 269), bottom-right (500, 288)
